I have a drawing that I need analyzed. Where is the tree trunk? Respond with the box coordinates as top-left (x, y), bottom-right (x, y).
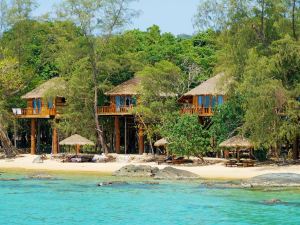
top-left (292, 0), bottom-right (298, 40)
top-left (292, 136), bottom-right (299, 160)
top-left (87, 38), bottom-right (109, 154)
top-left (0, 123), bottom-right (16, 157)
top-left (260, 0), bottom-right (265, 43)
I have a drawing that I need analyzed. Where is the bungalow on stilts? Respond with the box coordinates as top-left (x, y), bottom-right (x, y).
top-left (179, 72), bottom-right (228, 123)
top-left (13, 77), bottom-right (66, 155)
top-left (97, 77), bottom-right (145, 154)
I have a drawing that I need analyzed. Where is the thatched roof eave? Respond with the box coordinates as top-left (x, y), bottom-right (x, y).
top-left (59, 134), bottom-right (95, 146)
top-left (219, 136), bottom-right (253, 148)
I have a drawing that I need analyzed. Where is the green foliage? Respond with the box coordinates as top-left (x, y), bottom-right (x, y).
top-left (160, 114), bottom-right (212, 158)
top-left (210, 95), bottom-right (245, 148)
top-left (195, 0), bottom-right (300, 155)
top-left (0, 56), bottom-right (24, 128)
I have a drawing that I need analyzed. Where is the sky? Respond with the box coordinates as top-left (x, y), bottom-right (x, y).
top-left (35, 0), bottom-right (200, 35)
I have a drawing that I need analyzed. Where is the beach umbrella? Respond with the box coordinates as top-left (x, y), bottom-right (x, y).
top-left (219, 135), bottom-right (253, 148)
top-left (59, 134), bottom-right (95, 154)
top-left (154, 138), bottom-right (168, 147)
top-left (219, 136), bottom-right (253, 162)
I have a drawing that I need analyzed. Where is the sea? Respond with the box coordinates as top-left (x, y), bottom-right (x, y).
top-left (0, 171), bottom-right (300, 225)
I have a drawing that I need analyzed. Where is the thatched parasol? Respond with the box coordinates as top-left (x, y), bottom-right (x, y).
top-left (154, 138), bottom-right (168, 147)
top-left (219, 135), bottom-right (253, 148)
top-left (59, 134), bottom-right (95, 154)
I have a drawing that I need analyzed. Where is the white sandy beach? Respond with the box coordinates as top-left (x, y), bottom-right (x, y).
top-left (1, 154), bottom-right (300, 179)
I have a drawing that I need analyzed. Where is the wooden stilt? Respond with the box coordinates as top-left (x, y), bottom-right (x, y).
top-left (37, 119), bottom-right (41, 153)
top-left (115, 116), bottom-right (120, 154)
top-left (125, 117), bottom-right (127, 154)
top-left (138, 125), bottom-right (144, 155)
top-left (30, 119), bottom-right (36, 155)
top-left (52, 126), bottom-right (58, 155)
top-left (76, 144), bottom-right (80, 155)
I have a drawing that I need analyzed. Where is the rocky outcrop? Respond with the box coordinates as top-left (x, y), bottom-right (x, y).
top-left (32, 156), bottom-right (44, 163)
top-left (242, 173), bottom-right (300, 187)
top-left (154, 167), bottom-right (199, 180)
top-left (113, 165), bottom-right (199, 180)
top-left (113, 165), bottom-right (159, 177)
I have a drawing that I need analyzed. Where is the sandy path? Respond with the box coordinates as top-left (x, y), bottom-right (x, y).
top-left (1, 154), bottom-right (300, 179)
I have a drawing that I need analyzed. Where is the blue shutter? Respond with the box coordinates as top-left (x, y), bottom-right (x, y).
top-left (120, 96), bottom-right (124, 106)
top-left (198, 96), bottom-right (202, 106)
top-left (33, 99), bottom-right (37, 109)
top-left (205, 96), bottom-right (210, 108)
top-left (37, 99), bottom-right (41, 112)
top-left (48, 99), bottom-right (53, 109)
top-left (116, 96), bottom-right (121, 107)
top-left (218, 96), bottom-right (224, 105)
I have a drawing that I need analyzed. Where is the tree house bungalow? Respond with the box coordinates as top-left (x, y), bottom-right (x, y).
top-left (97, 77), bottom-right (145, 154)
top-left (179, 73), bottom-right (227, 118)
top-left (13, 77), bottom-right (66, 155)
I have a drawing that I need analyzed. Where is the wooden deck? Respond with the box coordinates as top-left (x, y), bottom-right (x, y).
top-left (180, 106), bottom-right (214, 117)
top-left (97, 105), bottom-right (134, 116)
top-left (14, 107), bottom-right (56, 119)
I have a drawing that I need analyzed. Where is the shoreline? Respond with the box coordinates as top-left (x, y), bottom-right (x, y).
top-left (1, 154), bottom-right (300, 180)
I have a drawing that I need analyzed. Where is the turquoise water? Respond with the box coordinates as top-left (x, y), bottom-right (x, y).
top-left (0, 173), bottom-right (300, 225)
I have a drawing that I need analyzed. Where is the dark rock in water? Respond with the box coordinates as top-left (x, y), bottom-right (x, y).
top-left (263, 199), bottom-right (283, 205)
top-left (97, 181), bottom-right (129, 187)
top-left (0, 178), bottom-right (18, 181)
top-left (143, 181), bottom-right (160, 185)
top-left (28, 174), bottom-right (54, 180)
top-left (202, 180), bottom-right (242, 189)
top-left (113, 165), bottom-right (159, 177)
top-left (243, 173), bottom-right (300, 187)
top-left (154, 167), bottom-right (199, 180)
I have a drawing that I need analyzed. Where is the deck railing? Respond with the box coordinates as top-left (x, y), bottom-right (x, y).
top-left (97, 105), bottom-right (134, 115)
top-left (180, 106), bottom-right (214, 116)
top-left (13, 107), bottom-right (57, 117)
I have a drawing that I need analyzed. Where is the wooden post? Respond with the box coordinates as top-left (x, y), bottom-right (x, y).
top-left (115, 116), bottom-right (120, 154)
top-left (37, 119), bottom-right (41, 153)
top-left (13, 119), bottom-right (17, 148)
top-left (138, 125), bottom-right (144, 155)
top-left (30, 119), bottom-right (36, 155)
top-left (52, 126), bottom-right (58, 155)
top-left (76, 144), bottom-right (80, 155)
top-left (125, 117), bottom-right (127, 154)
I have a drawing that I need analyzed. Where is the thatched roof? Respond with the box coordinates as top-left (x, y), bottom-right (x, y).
top-left (154, 138), bottom-right (168, 147)
top-left (105, 77), bottom-right (141, 96)
top-left (219, 136), bottom-right (253, 148)
top-left (59, 134), bottom-right (95, 146)
top-left (183, 73), bottom-right (227, 96)
top-left (22, 77), bottom-right (66, 99)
